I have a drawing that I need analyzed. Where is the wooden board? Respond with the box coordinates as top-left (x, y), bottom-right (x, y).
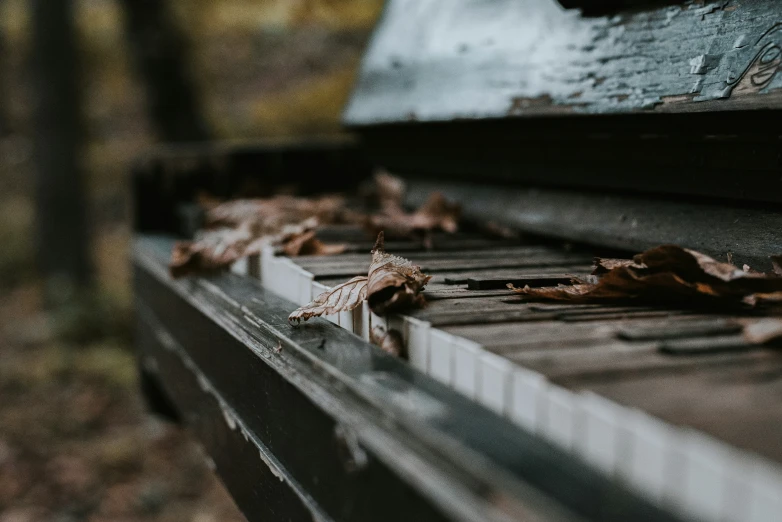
top-left (345, 0), bottom-right (782, 123)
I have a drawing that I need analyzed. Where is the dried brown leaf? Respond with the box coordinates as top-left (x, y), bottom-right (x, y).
top-left (592, 258), bottom-right (645, 275)
top-left (368, 192), bottom-right (461, 239)
top-left (207, 195), bottom-right (347, 230)
top-left (288, 276), bottom-right (368, 324)
top-left (374, 170), bottom-right (406, 210)
top-left (367, 232), bottom-right (432, 314)
top-left (281, 229), bottom-right (347, 257)
top-left (369, 325), bottom-right (405, 357)
top-left (169, 225), bottom-right (254, 278)
top-left (510, 245), bottom-right (782, 308)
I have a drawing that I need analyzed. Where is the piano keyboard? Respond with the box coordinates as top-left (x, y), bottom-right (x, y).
top-left (232, 226), bottom-right (782, 522)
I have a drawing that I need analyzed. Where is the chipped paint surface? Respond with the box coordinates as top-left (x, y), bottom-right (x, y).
top-left (344, 0), bottom-right (782, 124)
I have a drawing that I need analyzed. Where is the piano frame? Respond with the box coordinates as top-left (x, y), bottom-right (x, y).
top-left (133, 1), bottom-right (782, 520)
top-left (133, 142), bottom-right (680, 522)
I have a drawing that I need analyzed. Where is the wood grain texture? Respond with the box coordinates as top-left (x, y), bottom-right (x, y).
top-left (345, 0), bottom-right (782, 124)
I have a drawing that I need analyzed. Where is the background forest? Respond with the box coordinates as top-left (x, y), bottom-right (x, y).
top-left (0, 1), bottom-right (382, 520)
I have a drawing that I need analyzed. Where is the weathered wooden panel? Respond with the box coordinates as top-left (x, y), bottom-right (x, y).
top-left (345, 0), bottom-right (782, 123)
top-left (406, 180), bottom-right (782, 270)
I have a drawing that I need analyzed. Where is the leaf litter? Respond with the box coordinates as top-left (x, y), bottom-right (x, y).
top-left (169, 196), bottom-right (349, 277)
top-left (169, 173), bottom-right (461, 277)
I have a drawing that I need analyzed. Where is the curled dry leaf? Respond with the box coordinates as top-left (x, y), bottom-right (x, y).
top-left (207, 195), bottom-right (348, 230)
top-left (274, 218), bottom-right (346, 257)
top-left (169, 224), bottom-right (255, 278)
top-left (288, 276), bottom-right (368, 324)
top-left (374, 170), bottom-right (406, 210)
top-left (169, 194), bottom-right (352, 277)
top-left (367, 232), bottom-right (432, 315)
top-left (368, 192), bottom-right (461, 239)
top-left (592, 258), bottom-right (645, 275)
top-left (369, 325), bottom-right (405, 357)
top-left (281, 229), bottom-right (347, 257)
top-left (509, 245), bottom-right (782, 308)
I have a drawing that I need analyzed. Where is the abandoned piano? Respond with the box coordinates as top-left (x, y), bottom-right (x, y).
top-left (132, 1), bottom-right (782, 521)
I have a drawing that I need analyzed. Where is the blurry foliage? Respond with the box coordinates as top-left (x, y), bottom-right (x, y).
top-left (0, 0), bottom-right (383, 315)
top-left (0, 2), bottom-right (386, 517)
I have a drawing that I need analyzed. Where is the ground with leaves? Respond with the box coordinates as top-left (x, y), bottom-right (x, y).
top-left (0, 284), bottom-right (247, 522)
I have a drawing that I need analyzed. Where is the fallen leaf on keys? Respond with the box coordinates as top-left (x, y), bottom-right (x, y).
top-left (207, 195), bottom-right (348, 231)
top-left (170, 195), bottom-right (352, 277)
top-left (289, 232), bottom-right (431, 326)
top-left (374, 170), bottom-right (406, 210)
top-left (367, 232), bottom-right (432, 315)
top-left (369, 192), bottom-right (461, 239)
top-left (288, 276), bottom-right (368, 324)
top-left (592, 258), bottom-right (645, 275)
top-left (280, 229), bottom-right (347, 257)
top-left (369, 325), bottom-right (405, 357)
top-left (169, 225), bottom-right (255, 278)
top-left (509, 245), bottom-right (782, 308)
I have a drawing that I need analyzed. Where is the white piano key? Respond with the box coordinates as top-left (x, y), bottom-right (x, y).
top-left (353, 301), bottom-right (370, 340)
top-left (268, 255), bottom-right (286, 297)
top-left (478, 352), bottom-right (513, 414)
top-left (452, 338), bottom-right (481, 399)
top-left (510, 368), bottom-right (547, 431)
top-left (675, 431), bottom-right (734, 522)
top-left (311, 281), bottom-right (338, 325)
top-left (361, 302), bottom-right (371, 340)
top-left (370, 311), bottom-right (387, 333)
top-left (661, 430), bottom-right (691, 515)
top-left (403, 317), bottom-right (430, 372)
top-left (720, 454), bottom-right (755, 522)
top-left (540, 385), bottom-right (576, 451)
top-left (387, 314), bottom-right (404, 333)
top-left (260, 246), bottom-right (274, 288)
top-left (574, 391), bottom-right (625, 476)
top-left (623, 409), bottom-right (677, 504)
top-left (746, 459), bottom-right (782, 522)
top-left (230, 257), bottom-right (248, 275)
top-left (295, 266), bottom-right (313, 306)
top-left (282, 259), bottom-right (303, 302)
top-left (429, 329), bottom-right (456, 385)
top-left (339, 310), bottom-right (354, 333)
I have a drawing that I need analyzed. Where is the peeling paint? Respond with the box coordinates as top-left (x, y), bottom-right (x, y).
top-left (344, 0), bottom-right (782, 124)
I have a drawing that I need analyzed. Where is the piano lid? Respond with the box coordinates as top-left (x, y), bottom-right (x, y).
top-left (344, 0), bottom-right (782, 125)
top-left (341, 0), bottom-right (782, 206)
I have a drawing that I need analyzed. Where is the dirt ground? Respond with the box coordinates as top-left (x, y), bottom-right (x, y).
top-left (0, 282), bottom-right (248, 522)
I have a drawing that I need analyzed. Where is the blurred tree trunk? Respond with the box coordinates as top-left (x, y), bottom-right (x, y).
top-left (31, 0), bottom-right (93, 304)
top-left (120, 0), bottom-right (211, 142)
top-left (0, 0), bottom-right (8, 136)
